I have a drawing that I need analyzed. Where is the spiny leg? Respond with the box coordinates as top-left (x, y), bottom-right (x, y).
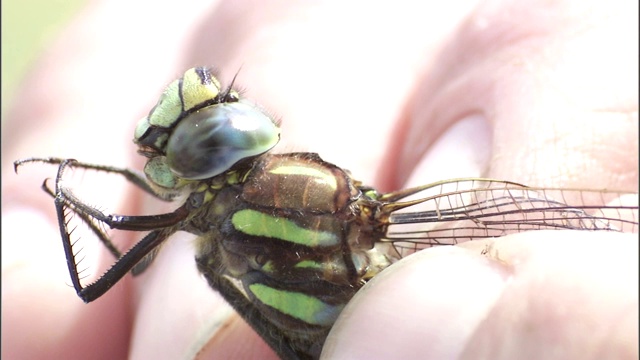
top-left (49, 159), bottom-right (190, 302)
top-left (70, 228), bottom-right (174, 302)
top-left (41, 178), bottom-right (121, 259)
top-left (14, 156), bottom-right (177, 201)
top-left (57, 184), bottom-right (190, 230)
top-left (47, 159), bottom-right (191, 231)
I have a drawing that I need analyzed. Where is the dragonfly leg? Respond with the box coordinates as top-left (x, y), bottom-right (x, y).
top-left (41, 178), bottom-right (122, 259)
top-left (49, 159), bottom-right (191, 231)
top-left (66, 227), bottom-right (173, 302)
top-left (48, 159), bottom-right (190, 302)
top-left (14, 156), bottom-right (177, 201)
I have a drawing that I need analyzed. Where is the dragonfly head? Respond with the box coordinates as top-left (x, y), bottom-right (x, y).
top-left (133, 67), bottom-right (281, 189)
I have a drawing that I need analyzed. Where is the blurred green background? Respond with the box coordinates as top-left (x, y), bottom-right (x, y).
top-left (2, 0), bottom-right (86, 116)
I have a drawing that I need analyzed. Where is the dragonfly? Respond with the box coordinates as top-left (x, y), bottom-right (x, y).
top-left (14, 67), bottom-right (638, 360)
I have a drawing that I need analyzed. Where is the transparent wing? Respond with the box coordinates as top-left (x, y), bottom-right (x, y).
top-left (377, 179), bottom-right (638, 257)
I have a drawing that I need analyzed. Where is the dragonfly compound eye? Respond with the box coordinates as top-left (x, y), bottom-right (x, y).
top-left (165, 101), bottom-right (280, 179)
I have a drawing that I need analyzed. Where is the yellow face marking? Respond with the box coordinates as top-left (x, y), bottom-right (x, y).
top-left (182, 68), bottom-right (221, 112)
top-left (148, 80), bottom-right (183, 128)
top-left (134, 116), bottom-right (150, 140)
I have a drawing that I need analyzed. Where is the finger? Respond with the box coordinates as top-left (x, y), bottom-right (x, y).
top-left (325, 231), bottom-right (638, 359)
top-left (393, 0), bottom-right (638, 191)
top-left (2, 0), bottom-right (221, 358)
top-left (325, 1), bottom-right (638, 358)
top-left (324, 242), bottom-right (509, 359)
top-left (459, 232), bottom-right (638, 360)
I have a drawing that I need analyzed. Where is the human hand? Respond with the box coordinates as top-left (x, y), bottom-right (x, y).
top-left (3, 1), bottom-right (637, 359)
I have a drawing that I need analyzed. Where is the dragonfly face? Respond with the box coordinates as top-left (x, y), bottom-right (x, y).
top-left (14, 67), bottom-right (639, 360)
top-left (134, 67), bottom-right (280, 184)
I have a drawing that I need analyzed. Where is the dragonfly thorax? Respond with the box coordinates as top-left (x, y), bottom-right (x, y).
top-left (192, 152), bottom-right (400, 357)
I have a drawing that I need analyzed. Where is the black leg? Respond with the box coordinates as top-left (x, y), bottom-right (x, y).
top-left (48, 159), bottom-right (190, 302)
top-left (41, 178), bottom-right (122, 259)
top-left (14, 157), bottom-right (177, 201)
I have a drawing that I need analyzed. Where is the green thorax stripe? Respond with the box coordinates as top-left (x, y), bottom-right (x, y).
top-left (295, 260), bottom-right (322, 269)
top-left (231, 209), bottom-right (339, 247)
top-left (249, 283), bottom-right (343, 326)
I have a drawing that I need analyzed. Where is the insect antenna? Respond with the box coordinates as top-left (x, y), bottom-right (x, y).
top-left (221, 66), bottom-right (244, 102)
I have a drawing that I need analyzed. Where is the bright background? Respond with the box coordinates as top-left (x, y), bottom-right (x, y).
top-left (1, 0), bottom-right (85, 116)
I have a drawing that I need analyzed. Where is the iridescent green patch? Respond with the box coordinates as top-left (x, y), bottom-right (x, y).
top-left (249, 283), bottom-right (343, 326)
top-left (295, 260), bottom-right (322, 269)
top-left (232, 209), bottom-right (339, 247)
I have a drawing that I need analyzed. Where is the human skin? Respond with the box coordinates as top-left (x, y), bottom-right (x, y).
top-left (2, 1), bottom-right (638, 359)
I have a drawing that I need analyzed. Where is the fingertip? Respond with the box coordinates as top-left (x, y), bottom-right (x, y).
top-left (460, 231), bottom-right (638, 359)
top-left (325, 231), bottom-right (638, 358)
top-left (324, 245), bottom-right (509, 359)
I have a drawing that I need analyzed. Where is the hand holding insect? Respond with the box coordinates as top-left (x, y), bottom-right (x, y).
top-left (4, 1), bottom-right (637, 359)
